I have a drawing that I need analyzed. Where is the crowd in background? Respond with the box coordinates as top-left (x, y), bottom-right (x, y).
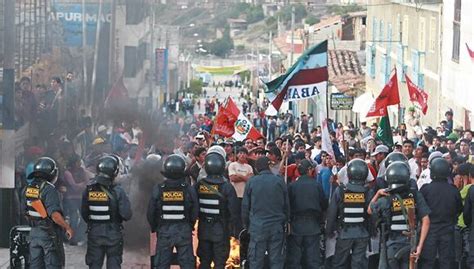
top-left (10, 72), bottom-right (474, 266)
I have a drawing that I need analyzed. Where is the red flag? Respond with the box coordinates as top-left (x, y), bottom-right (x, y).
top-left (405, 75), bottom-right (429, 115)
top-left (212, 100), bottom-right (237, 138)
top-left (211, 98), bottom-right (263, 141)
top-left (467, 43), bottom-right (474, 60)
top-left (366, 71), bottom-right (400, 117)
top-left (105, 74), bottom-right (129, 107)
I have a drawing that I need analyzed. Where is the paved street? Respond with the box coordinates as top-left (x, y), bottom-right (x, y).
top-left (0, 245), bottom-right (151, 269)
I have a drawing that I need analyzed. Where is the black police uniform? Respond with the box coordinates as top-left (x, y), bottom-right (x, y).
top-left (419, 180), bottom-right (462, 268)
top-left (327, 182), bottom-right (371, 269)
top-left (287, 174), bottom-right (327, 269)
top-left (195, 175), bottom-right (239, 269)
top-left (371, 189), bottom-right (430, 269)
top-left (463, 185), bottom-right (474, 268)
top-left (23, 179), bottom-right (65, 268)
top-left (147, 178), bottom-right (199, 269)
top-left (241, 169), bottom-right (290, 269)
top-left (81, 176), bottom-right (132, 269)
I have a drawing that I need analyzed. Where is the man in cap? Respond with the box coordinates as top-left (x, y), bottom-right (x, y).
top-left (371, 145), bottom-right (389, 176)
top-left (242, 156), bottom-right (290, 269)
top-left (419, 157), bottom-right (462, 269)
top-left (286, 159), bottom-right (327, 268)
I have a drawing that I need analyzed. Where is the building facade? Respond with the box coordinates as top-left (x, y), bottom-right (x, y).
top-left (366, 0), bottom-right (442, 126)
top-left (441, 0), bottom-right (474, 129)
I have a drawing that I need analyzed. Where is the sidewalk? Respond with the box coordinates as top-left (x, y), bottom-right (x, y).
top-left (0, 248), bottom-right (9, 269)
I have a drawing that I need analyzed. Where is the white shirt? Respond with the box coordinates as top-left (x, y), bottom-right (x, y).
top-left (408, 158), bottom-right (419, 179)
top-left (337, 165), bottom-right (374, 185)
top-left (417, 168), bottom-right (431, 189)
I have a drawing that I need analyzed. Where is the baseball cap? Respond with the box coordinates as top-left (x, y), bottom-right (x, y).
top-left (195, 132), bottom-right (205, 139)
top-left (371, 145), bottom-right (389, 156)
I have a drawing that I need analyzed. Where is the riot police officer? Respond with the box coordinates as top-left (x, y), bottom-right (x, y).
top-left (287, 159), bottom-right (327, 269)
top-left (419, 157), bottom-right (462, 269)
top-left (195, 152), bottom-right (239, 269)
top-left (241, 156), bottom-right (290, 269)
top-left (147, 154), bottom-right (199, 269)
top-left (24, 157), bottom-right (74, 268)
top-left (369, 161), bottom-right (431, 269)
top-left (81, 155), bottom-right (132, 269)
top-left (375, 152), bottom-right (418, 192)
top-left (326, 159), bottom-right (371, 269)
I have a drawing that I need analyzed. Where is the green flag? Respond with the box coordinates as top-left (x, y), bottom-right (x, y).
top-left (377, 115), bottom-right (394, 147)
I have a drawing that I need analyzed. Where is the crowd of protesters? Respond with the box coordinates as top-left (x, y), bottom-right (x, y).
top-left (11, 70), bottom-right (474, 267)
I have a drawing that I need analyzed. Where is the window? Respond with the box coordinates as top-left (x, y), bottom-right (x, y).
top-left (452, 0), bottom-right (461, 61)
top-left (418, 17), bottom-right (426, 51)
top-left (372, 17), bottom-right (378, 42)
top-left (402, 16), bottom-right (409, 46)
top-left (379, 20), bottom-right (384, 43)
top-left (124, 46), bottom-right (138, 78)
top-left (397, 43), bottom-right (407, 82)
top-left (126, 0), bottom-right (147, 25)
top-left (380, 54), bottom-right (390, 85)
top-left (411, 50), bottom-right (425, 89)
top-left (429, 17), bottom-right (437, 52)
top-left (366, 44), bottom-right (376, 79)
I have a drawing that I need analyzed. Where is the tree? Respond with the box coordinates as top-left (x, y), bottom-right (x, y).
top-left (189, 79), bottom-right (203, 96)
top-left (305, 14), bottom-right (320, 25)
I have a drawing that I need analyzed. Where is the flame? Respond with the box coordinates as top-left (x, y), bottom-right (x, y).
top-left (225, 237), bottom-right (241, 268)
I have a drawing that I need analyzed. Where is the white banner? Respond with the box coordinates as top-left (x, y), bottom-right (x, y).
top-left (283, 81), bottom-right (327, 101)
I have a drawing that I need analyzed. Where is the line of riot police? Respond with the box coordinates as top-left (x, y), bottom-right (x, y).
top-left (19, 147), bottom-right (471, 269)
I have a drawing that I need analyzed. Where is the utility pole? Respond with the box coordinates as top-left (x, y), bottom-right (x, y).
top-left (148, 0), bottom-right (156, 110)
top-left (82, 0), bottom-right (88, 111)
top-left (0, 0), bottom-right (16, 247)
top-left (108, 0), bottom-right (117, 84)
top-left (90, 0), bottom-right (103, 114)
top-left (165, 28), bottom-right (170, 104)
top-left (290, 6), bottom-right (295, 65)
top-left (268, 31), bottom-right (272, 81)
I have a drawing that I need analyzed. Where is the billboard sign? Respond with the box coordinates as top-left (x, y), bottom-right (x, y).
top-left (49, 2), bottom-right (112, 47)
top-left (155, 48), bottom-right (168, 86)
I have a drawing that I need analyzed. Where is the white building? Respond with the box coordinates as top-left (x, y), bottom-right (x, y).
top-left (441, 0), bottom-right (474, 128)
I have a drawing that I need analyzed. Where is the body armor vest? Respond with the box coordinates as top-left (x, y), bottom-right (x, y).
top-left (24, 181), bottom-right (47, 221)
top-left (197, 180), bottom-right (226, 221)
top-left (160, 183), bottom-right (187, 222)
top-left (390, 191), bottom-right (416, 232)
top-left (340, 187), bottom-right (366, 226)
top-left (86, 184), bottom-right (113, 223)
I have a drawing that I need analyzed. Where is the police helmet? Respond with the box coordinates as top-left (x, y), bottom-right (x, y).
top-left (430, 157), bottom-right (451, 181)
top-left (161, 154), bottom-right (186, 180)
top-left (385, 161), bottom-right (410, 192)
top-left (297, 159), bottom-right (314, 175)
top-left (347, 159), bottom-right (369, 185)
top-left (27, 157), bottom-right (58, 183)
top-left (96, 155), bottom-right (120, 179)
top-left (205, 152), bottom-right (226, 176)
top-left (384, 152), bottom-right (408, 168)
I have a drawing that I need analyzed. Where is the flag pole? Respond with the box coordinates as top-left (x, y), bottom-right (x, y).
top-left (284, 137), bottom-right (289, 184)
